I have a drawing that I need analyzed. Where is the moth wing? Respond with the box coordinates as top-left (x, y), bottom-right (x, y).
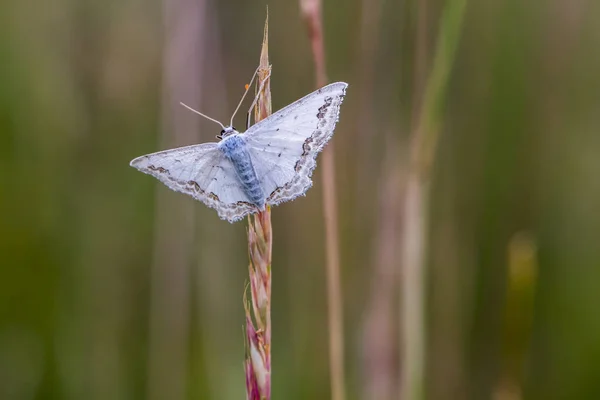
top-left (244, 82), bottom-right (348, 205)
top-left (130, 143), bottom-right (256, 222)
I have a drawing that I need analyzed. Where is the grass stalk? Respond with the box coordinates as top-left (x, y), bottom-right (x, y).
top-left (400, 0), bottom-right (467, 399)
top-left (299, 1), bottom-right (346, 400)
top-left (245, 13), bottom-right (273, 400)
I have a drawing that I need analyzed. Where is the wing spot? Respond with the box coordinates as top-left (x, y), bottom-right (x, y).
top-left (316, 96), bottom-right (333, 119)
top-left (148, 165), bottom-right (169, 174)
top-left (298, 136), bottom-right (316, 166)
top-left (187, 181), bottom-right (201, 192)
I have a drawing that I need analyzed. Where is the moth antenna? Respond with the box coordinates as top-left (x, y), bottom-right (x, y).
top-left (229, 66), bottom-right (260, 127)
top-left (180, 102), bottom-right (226, 130)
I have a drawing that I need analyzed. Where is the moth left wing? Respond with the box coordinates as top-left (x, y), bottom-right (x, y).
top-left (244, 82), bottom-right (348, 205)
top-left (130, 143), bottom-right (256, 222)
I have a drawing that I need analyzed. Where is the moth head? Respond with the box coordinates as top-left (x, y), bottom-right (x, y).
top-left (216, 126), bottom-right (238, 140)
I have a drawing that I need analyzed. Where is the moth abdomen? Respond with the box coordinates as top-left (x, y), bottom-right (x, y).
top-left (219, 133), bottom-right (265, 208)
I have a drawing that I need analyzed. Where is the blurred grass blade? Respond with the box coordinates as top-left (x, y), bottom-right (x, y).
top-left (300, 1), bottom-right (346, 400)
top-left (401, 0), bottom-right (467, 399)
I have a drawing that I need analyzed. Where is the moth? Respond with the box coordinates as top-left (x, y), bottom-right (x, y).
top-left (130, 73), bottom-right (348, 223)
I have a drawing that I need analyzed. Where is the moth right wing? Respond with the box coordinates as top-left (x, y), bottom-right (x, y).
top-left (244, 82), bottom-right (348, 205)
top-left (130, 143), bottom-right (256, 222)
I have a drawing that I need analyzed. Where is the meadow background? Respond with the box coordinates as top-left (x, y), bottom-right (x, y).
top-left (1, 0), bottom-right (600, 399)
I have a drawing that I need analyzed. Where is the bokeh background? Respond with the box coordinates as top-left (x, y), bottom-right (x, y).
top-left (2, 0), bottom-right (600, 399)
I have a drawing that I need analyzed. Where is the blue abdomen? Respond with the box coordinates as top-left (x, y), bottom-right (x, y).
top-left (218, 134), bottom-right (265, 208)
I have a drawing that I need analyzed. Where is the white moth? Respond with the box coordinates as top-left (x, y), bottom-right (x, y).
top-left (130, 78), bottom-right (348, 223)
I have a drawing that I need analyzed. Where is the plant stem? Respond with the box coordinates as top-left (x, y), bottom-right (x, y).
top-left (300, 1), bottom-right (346, 400)
top-left (245, 12), bottom-right (273, 400)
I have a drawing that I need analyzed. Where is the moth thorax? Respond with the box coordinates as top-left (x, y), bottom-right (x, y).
top-left (218, 134), bottom-right (246, 158)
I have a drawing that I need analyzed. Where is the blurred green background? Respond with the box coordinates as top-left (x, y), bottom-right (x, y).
top-left (1, 0), bottom-right (600, 399)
